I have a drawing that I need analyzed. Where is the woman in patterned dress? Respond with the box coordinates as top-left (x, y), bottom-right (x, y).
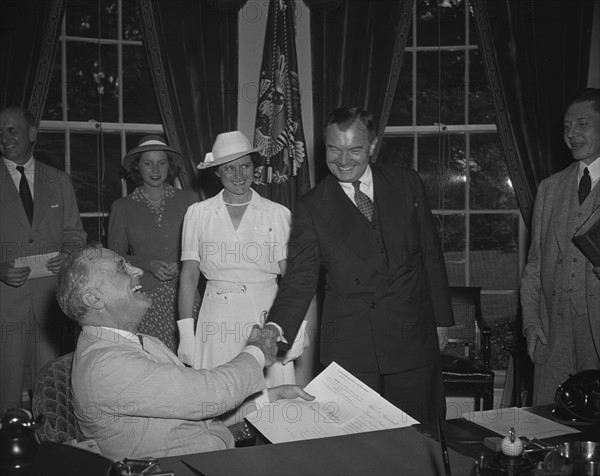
top-left (108, 135), bottom-right (197, 352)
top-left (177, 131), bottom-right (307, 404)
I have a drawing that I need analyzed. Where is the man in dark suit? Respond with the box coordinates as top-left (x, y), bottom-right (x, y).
top-left (264, 107), bottom-right (454, 425)
top-left (0, 106), bottom-right (86, 413)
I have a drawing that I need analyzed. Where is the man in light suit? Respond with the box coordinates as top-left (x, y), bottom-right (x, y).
top-left (57, 245), bottom-right (312, 461)
top-left (521, 88), bottom-right (600, 405)
top-left (265, 107), bottom-right (454, 426)
top-left (0, 106), bottom-right (86, 413)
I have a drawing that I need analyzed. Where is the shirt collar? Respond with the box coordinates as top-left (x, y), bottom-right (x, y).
top-left (85, 325), bottom-right (140, 343)
top-left (580, 156), bottom-right (600, 183)
top-left (3, 155), bottom-right (34, 173)
top-left (338, 165), bottom-right (373, 195)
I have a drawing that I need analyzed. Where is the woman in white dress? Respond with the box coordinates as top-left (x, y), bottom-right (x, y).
top-left (177, 131), bottom-right (306, 400)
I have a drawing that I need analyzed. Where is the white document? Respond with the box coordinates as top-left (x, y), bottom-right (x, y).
top-left (14, 252), bottom-right (59, 279)
top-left (462, 407), bottom-right (580, 439)
top-left (245, 361), bottom-right (419, 443)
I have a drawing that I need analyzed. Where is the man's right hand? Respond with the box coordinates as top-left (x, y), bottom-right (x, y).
top-left (177, 318), bottom-right (196, 365)
top-left (525, 326), bottom-right (548, 361)
top-left (0, 262), bottom-right (30, 287)
top-left (247, 325), bottom-right (278, 367)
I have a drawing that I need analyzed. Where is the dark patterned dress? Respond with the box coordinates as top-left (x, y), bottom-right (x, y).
top-left (108, 185), bottom-right (197, 352)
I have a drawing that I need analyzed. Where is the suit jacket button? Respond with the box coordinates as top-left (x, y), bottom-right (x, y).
top-left (408, 298), bottom-right (413, 304)
top-left (354, 278), bottom-right (360, 285)
top-left (370, 302), bottom-right (376, 309)
top-left (29, 239), bottom-right (34, 243)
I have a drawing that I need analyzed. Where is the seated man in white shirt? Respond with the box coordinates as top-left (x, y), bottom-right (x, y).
top-left (56, 244), bottom-right (312, 461)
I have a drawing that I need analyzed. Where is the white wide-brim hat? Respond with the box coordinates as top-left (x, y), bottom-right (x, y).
top-left (198, 131), bottom-right (261, 169)
top-left (122, 135), bottom-right (183, 170)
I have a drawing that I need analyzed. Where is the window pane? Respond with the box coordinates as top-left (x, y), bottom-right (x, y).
top-left (482, 293), bottom-right (517, 322)
top-left (468, 50), bottom-right (495, 124)
top-left (66, 42), bottom-right (119, 122)
top-left (469, 213), bottom-right (518, 289)
top-left (387, 53), bottom-right (413, 126)
top-left (123, 45), bottom-right (161, 124)
top-left (470, 133), bottom-right (516, 210)
top-left (416, 0), bottom-right (465, 47)
top-left (417, 51), bottom-right (465, 125)
top-left (66, 0), bottom-right (118, 39)
top-left (82, 217), bottom-right (108, 247)
top-left (441, 213), bottom-right (466, 285)
top-left (70, 132), bottom-right (122, 214)
top-left (467, 0), bottom-right (476, 46)
top-left (123, 0), bottom-right (143, 41)
top-left (418, 134), bottom-right (465, 210)
top-left (377, 136), bottom-right (414, 168)
top-left (43, 45), bottom-right (64, 121)
top-left (483, 294), bottom-right (518, 370)
top-left (35, 132), bottom-right (66, 171)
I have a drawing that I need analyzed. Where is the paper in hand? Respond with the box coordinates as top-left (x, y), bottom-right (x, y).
top-left (14, 252), bottom-right (59, 279)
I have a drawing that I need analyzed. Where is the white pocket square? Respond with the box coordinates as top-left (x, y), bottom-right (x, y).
top-left (50, 204), bottom-right (59, 208)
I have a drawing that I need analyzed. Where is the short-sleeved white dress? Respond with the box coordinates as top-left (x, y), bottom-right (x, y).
top-left (181, 189), bottom-right (295, 387)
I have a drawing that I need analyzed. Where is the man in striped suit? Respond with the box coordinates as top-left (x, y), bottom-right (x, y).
top-left (57, 245), bottom-right (311, 461)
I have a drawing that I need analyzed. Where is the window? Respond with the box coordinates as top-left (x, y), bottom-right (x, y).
top-left (37, 0), bottom-right (162, 244)
top-left (380, 0), bottom-right (523, 366)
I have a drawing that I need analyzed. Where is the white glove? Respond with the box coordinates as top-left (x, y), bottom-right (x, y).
top-left (282, 320), bottom-right (309, 365)
top-left (177, 318), bottom-right (196, 365)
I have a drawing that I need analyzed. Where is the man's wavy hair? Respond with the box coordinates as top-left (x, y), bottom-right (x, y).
top-left (324, 107), bottom-right (377, 143)
top-left (568, 88), bottom-right (600, 114)
top-left (57, 243), bottom-right (103, 324)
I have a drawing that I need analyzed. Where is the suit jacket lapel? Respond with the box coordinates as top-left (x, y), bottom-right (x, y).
top-left (33, 160), bottom-right (52, 230)
top-left (0, 160), bottom-right (31, 229)
top-left (553, 163), bottom-right (579, 255)
top-left (319, 176), bottom-right (388, 275)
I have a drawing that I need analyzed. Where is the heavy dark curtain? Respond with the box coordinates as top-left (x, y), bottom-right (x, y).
top-left (472, 0), bottom-right (594, 227)
top-left (0, 0), bottom-right (65, 121)
top-left (304, 0), bottom-right (414, 181)
top-left (138, 0), bottom-right (244, 193)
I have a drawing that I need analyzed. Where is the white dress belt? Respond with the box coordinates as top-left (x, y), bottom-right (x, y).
top-left (207, 279), bottom-right (277, 294)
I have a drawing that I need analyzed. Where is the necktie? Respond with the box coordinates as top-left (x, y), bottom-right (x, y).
top-left (578, 167), bottom-right (591, 206)
top-left (137, 334), bottom-right (144, 348)
top-left (16, 166), bottom-right (34, 224)
top-left (352, 180), bottom-right (374, 221)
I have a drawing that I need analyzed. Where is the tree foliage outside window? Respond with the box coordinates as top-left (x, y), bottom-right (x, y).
top-left (37, 0), bottom-right (162, 245)
top-left (380, 0), bottom-right (522, 358)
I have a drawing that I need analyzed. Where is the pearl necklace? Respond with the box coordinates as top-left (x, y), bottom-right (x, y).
top-left (224, 199), bottom-right (251, 207)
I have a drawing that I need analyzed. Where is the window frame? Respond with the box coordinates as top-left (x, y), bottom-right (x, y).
top-left (382, 0), bottom-right (526, 319)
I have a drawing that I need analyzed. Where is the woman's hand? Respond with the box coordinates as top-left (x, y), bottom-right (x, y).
top-left (150, 260), bottom-right (179, 281)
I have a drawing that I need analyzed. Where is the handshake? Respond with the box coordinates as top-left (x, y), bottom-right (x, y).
top-left (247, 323), bottom-right (282, 367)
top-left (177, 313), bottom-right (308, 368)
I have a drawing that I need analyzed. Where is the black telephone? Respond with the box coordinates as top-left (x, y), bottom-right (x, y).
top-left (554, 369), bottom-right (600, 424)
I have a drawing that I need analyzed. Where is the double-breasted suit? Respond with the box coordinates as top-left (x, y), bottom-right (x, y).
top-left (521, 161), bottom-right (600, 405)
top-left (0, 158), bottom-right (86, 411)
top-left (268, 163), bottom-right (454, 421)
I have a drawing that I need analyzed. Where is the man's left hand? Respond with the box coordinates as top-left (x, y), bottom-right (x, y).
top-left (267, 385), bottom-right (315, 402)
top-left (46, 251), bottom-right (70, 274)
top-left (437, 327), bottom-right (449, 351)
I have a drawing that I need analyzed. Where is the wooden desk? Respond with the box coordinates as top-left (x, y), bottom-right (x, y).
top-left (156, 405), bottom-right (599, 476)
top-left (158, 426), bottom-right (476, 476)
